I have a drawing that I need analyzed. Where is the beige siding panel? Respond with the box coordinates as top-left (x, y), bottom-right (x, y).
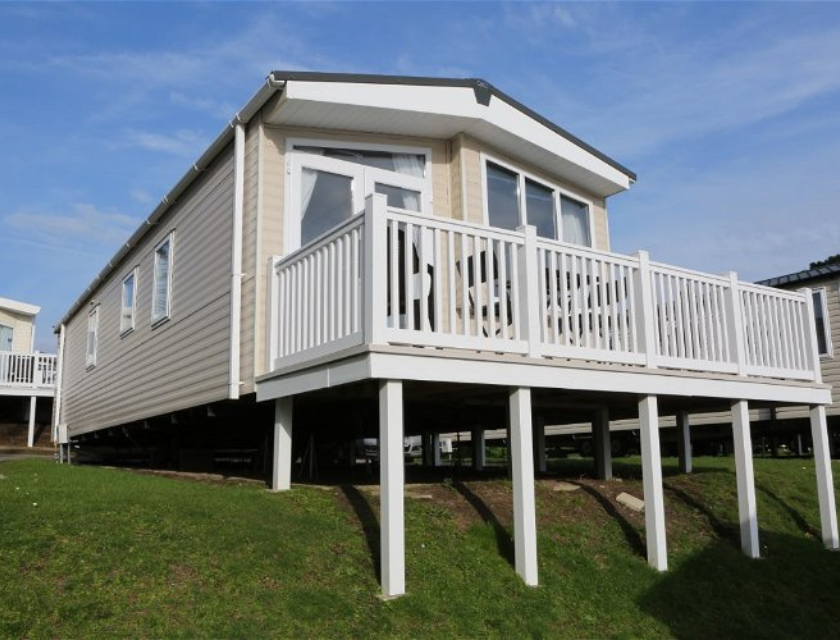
top-left (61, 146), bottom-right (236, 435)
top-left (457, 135), bottom-right (611, 250)
top-left (239, 117), bottom-right (261, 396)
top-left (0, 309), bottom-right (35, 353)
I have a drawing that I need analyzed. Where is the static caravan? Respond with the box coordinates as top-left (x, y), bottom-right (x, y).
top-left (54, 72), bottom-right (836, 597)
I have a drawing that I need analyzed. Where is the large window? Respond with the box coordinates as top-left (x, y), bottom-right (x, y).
top-left (813, 289), bottom-right (832, 357)
top-left (152, 233), bottom-right (174, 325)
top-left (483, 157), bottom-right (594, 247)
top-left (86, 306), bottom-right (99, 368)
top-left (120, 268), bottom-right (137, 335)
top-left (287, 141), bottom-right (431, 251)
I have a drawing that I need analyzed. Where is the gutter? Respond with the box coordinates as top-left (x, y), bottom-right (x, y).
top-left (51, 323), bottom-right (66, 442)
top-left (54, 74), bottom-right (286, 331)
top-left (229, 123), bottom-right (245, 399)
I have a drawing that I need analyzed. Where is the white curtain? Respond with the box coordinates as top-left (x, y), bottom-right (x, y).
top-left (392, 154), bottom-right (424, 211)
top-left (300, 167), bottom-right (319, 220)
top-left (561, 197), bottom-right (591, 246)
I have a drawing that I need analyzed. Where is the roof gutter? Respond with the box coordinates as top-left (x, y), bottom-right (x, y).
top-left (54, 75), bottom-right (286, 331)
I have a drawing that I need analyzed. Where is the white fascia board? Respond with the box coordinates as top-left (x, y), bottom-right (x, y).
top-left (0, 296), bottom-right (40, 317)
top-left (284, 80), bottom-right (480, 119)
top-left (469, 97), bottom-right (632, 193)
top-left (282, 80), bottom-right (630, 195)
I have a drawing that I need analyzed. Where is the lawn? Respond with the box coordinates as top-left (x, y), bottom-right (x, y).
top-left (1, 456), bottom-right (839, 638)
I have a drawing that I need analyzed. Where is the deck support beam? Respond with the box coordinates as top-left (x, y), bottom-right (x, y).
top-left (509, 386), bottom-right (538, 586)
top-left (639, 395), bottom-right (667, 571)
top-left (379, 379), bottom-right (405, 598)
top-left (472, 427), bottom-right (485, 471)
top-left (431, 433), bottom-right (441, 467)
top-left (731, 400), bottom-right (760, 558)
top-left (271, 397), bottom-right (293, 491)
top-left (533, 415), bottom-right (546, 475)
top-left (810, 404), bottom-right (839, 549)
top-left (26, 396), bottom-right (37, 448)
top-left (676, 410), bottom-right (692, 474)
top-left (593, 408), bottom-right (611, 480)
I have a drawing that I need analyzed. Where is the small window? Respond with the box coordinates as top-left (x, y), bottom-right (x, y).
top-left (86, 306), bottom-right (99, 368)
top-left (813, 289), bottom-right (832, 356)
top-left (486, 162), bottom-right (520, 231)
top-left (152, 233), bottom-right (174, 325)
top-left (560, 195), bottom-right (592, 246)
top-left (0, 324), bottom-right (13, 352)
top-left (120, 269), bottom-right (137, 335)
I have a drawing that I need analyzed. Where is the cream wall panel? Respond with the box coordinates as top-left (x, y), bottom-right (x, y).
top-left (61, 146), bottom-right (236, 435)
top-left (0, 309), bottom-right (35, 353)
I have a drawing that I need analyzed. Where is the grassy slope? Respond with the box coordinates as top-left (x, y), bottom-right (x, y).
top-left (1, 457), bottom-right (839, 638)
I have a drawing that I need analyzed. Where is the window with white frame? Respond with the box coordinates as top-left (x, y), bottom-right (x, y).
top-left (287, 140), bottom-right (431, 251)
top-left (152, 233), bottom-right (174, 325)
top-left (813, 288), bottom-right (832, 356)
top-left (0, 323), bottom-right (13, 352)
top-left (483, 157), bottom-right (594, 247)
top-left (120, 268), bottom-right (137, 335)
top-left (86, 306), bottom-right (99, 368)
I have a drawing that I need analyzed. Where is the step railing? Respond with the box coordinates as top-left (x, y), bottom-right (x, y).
top-left (267, 194), bottom-right (822, 382)
top-left (0, 352), bottom-right (58, 388)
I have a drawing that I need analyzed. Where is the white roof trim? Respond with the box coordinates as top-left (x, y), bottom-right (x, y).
top-left (0, 296), bottom-right (40, 316)
top-left (277, 80), bottom-right (632, 196)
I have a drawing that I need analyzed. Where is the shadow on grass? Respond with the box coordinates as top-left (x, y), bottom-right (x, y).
top-left (665, 484), bottom-right (739, 543)
top-left (756, 484), bottom-right (821, 539)
top-left (638, 532), bottom-right (840, 639)
top-left (570, 482), bottom-right (646, 558)
top-left (339, 485), bottom-right (381, 581)
top-left (453, 481), bottom-right (515, 568)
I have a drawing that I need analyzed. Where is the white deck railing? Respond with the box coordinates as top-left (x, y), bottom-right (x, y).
top-left (267, 194), bottom-right (822, 382)
top-left (0, 352), bottom-right (58, 389)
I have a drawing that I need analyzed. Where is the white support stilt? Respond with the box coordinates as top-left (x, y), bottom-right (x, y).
top-left (593, 408), bottom-right (611, 480)
top-left (731, 400), bottom-right (759, 558)
top-left (676, 410), bottom-right (692, 474)
top-left (472, 427), bottom-right (485, 471)
top-left (509, 387), bottom-right (538, 586)
top-left (809, 405), bottom-right (839, 549)
top-left (639, 395), bottom-right (667, 571)
top-left (271, 397), bottom-right (293, 491)
top-left (27, 396), bottom-right (37, 448)
top-left (533, 415), bottom-right (546, 475)
top-left (380, 379), bottom-right (405, 598)
top-left (431, 433), bottom-right (441, 467)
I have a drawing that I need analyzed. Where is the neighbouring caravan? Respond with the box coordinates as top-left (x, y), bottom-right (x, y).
top-left (54, 72), bottom-right (836, 597)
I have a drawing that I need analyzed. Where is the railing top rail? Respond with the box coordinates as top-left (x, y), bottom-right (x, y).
top-left (0, 351), bottom-right (57, 359)
top-left (385, 207), bottom-right (526, 245)
top-left (648, 260), bottom-right (731, 286)
top-left (738, 281), bottom-right (809, 301)
top-left (273, 214), bottom-right (365, 271)
top-left (536, 236), bottom-right (640, 268)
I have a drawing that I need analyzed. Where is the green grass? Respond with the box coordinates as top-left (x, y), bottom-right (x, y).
top-left (1, 457), bottom-right (839, 637)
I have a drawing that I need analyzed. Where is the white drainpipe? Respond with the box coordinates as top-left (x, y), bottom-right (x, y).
top-left (229, 122), bottom-right (245, 399)
top-left (51, 323), bottom-right (66, 442)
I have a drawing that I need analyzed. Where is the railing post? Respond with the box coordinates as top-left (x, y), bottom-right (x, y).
top-left (516, 225), bottom-right (541, 358)
top-left (364, 193), bottom-right (388, 345)
top-left (632, 251), bottom-right (658, 368)
top-left (725, 272), bottom-right (747, 376)
top-left (267, 256), bottom-right (280, 372)
top-left (799, 287), bottom-right (823, 383)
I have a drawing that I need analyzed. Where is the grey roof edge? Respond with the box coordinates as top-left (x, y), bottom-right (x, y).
top-left (270, 70), bottom-right (637, 183)
top-left (757, 263), bottom-right (840, 288)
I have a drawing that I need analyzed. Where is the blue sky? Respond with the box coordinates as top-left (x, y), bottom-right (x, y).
top-left (1, 2), bottom-right (839, 351)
